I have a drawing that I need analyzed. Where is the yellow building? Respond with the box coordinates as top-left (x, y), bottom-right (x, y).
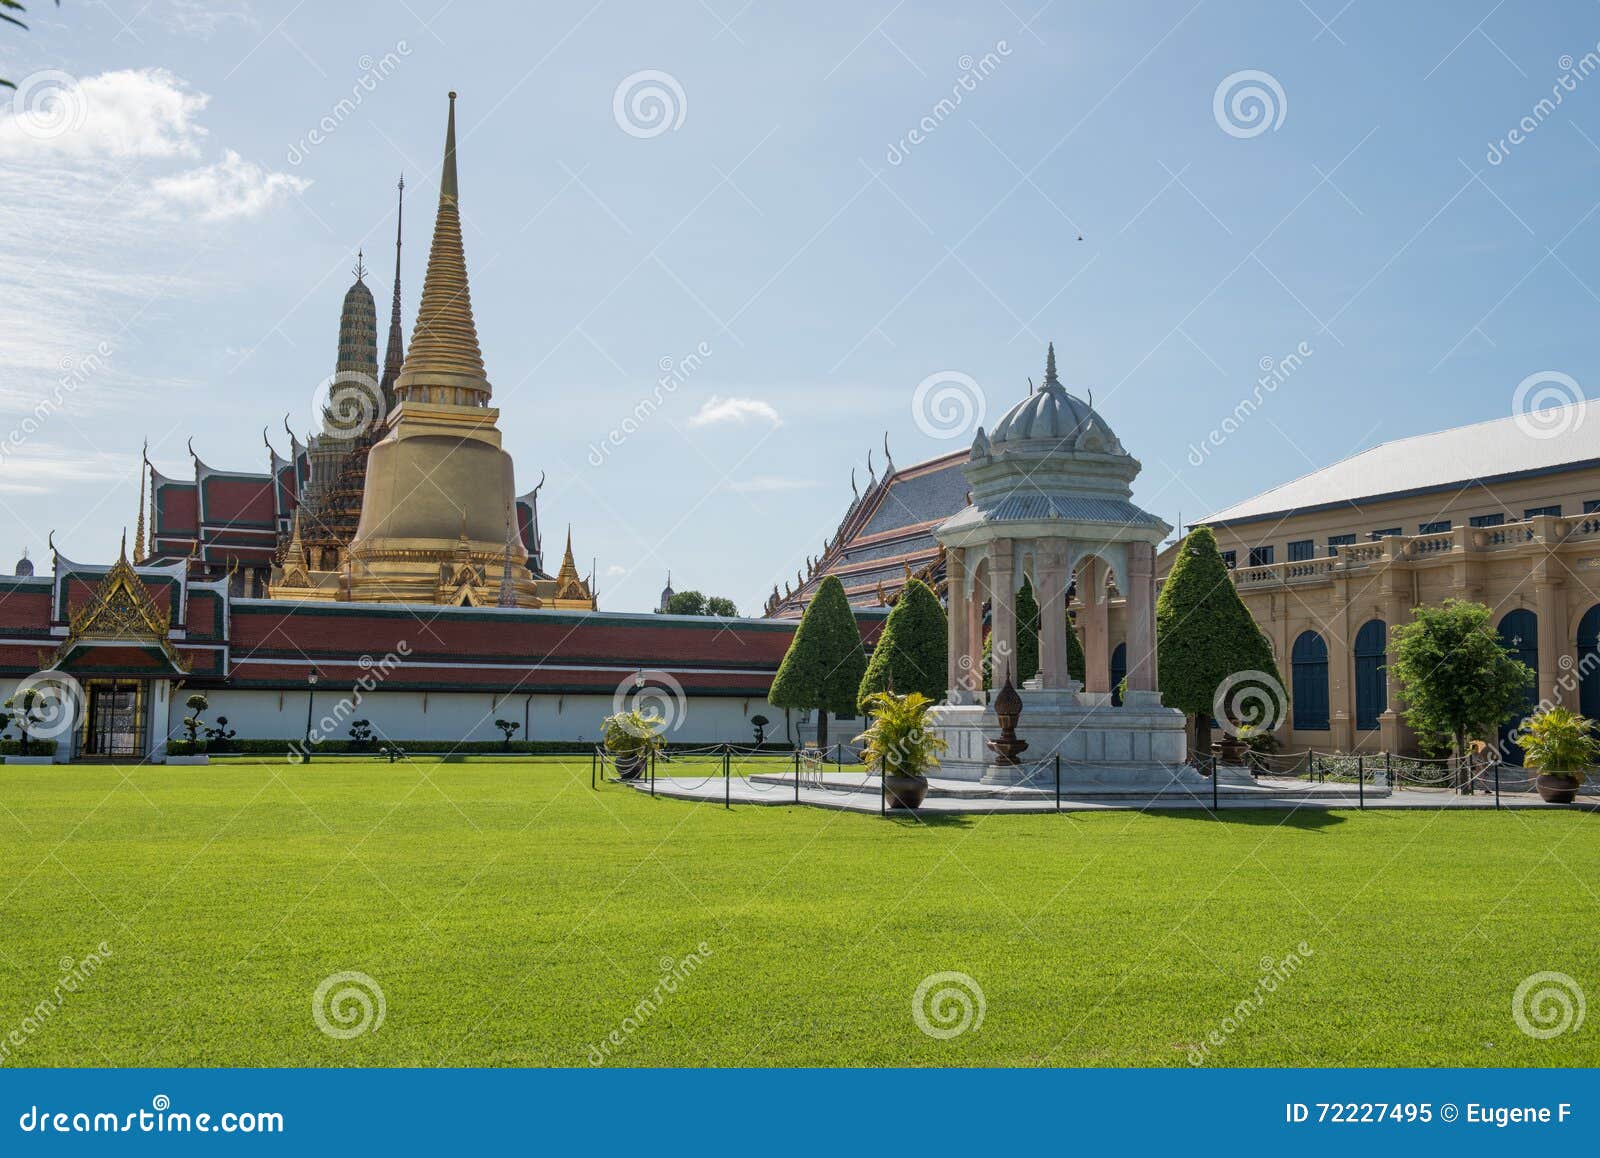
top-left (1185, 403), bottom-right (1600, 757)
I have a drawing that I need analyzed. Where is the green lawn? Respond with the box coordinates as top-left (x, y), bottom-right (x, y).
top-left (0, 758), bottom-right (1595, 1067)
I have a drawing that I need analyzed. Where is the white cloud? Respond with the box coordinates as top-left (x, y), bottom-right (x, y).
top-left (0, 68), bottom-right (209, 161)
top-left (145, 148), bottom-right (310, 221)
top-left (605, 563), bottom-right (627, 577)
top-left (727, 475), bottom-right (819, 493)
top-left (0, 443), bottom-right (131, 494)
top-left (689, 395), bottom-right (782, 428)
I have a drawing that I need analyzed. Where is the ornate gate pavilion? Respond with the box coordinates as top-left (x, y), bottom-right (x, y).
top-left (928, 347), bottom-right (1190, 785)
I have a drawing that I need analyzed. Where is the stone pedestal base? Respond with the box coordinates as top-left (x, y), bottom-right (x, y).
top-left (929, 690), bottom-right (1188, 786)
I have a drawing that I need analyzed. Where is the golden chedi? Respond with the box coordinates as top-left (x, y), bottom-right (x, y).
top-left (346, 93), bottom-right (542, 607)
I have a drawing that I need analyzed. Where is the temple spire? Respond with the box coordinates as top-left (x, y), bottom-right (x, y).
top-left (497, 507), bottom-right (518, 607)
top-left (133, 443), bottom-right (147, 563)
top-left (395, 91), bottom-right (489, 406)
top-left (380, 174), bottom-right (406, 409)
top-left (1044, 341), bottom-right (1059, 387)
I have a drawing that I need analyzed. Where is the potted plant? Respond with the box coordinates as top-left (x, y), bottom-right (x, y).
top-left (601, 709), bottom-right (665, 780)
top-left (855, 690), bottom-right (947, 810)
top-left (1515, 706), bottom-right (1597, 804)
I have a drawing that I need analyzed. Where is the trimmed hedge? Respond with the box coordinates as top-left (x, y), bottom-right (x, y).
top-left (0, 739), bottom-right (55, 756)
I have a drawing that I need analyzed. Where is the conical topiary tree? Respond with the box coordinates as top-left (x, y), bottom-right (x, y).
top-left (1156, 525), bottom-right (1280, 757)
top-left (769, 574), bottom-right (867, 752)
top-left (858, 578), bottom-right (947, 710)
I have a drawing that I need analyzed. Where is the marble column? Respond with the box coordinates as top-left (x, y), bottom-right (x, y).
top-left (945, 547), bottom-right (971, 704)
top-left (1125, 540), bottom-right (1157, 693)
top-left (987, 539), bottom-right (1018, 688)
top-left (1081, 556), bottom-right (1110, 694)
top-left (1034, 539), bottom-right (1071, 688)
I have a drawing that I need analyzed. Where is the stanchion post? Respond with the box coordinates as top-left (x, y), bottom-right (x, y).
top-left (1495, 759), bottom-right (1501, 810)
top-left (1211, 754), bottom-right (1218, 812)
top-left (649, 748), bottom-right (656, 798)
top-left (1054, 752), bottom-right (1061, 813)
top-left (1358, 753), bottom-right (1365, 810)
top-left (724, 746), bottom-right (731, 810)
top-left (794, 747), bottom-right (800, 803)
top-left (591, 748), bottom-right (596, 791)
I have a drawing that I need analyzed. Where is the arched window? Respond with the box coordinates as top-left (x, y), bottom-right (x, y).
top-left (1109, 642), bottom-right (1127, 707)
top-left (1579, 605), bottom-right (1600, 720)
top-left (1354, 619), bottom-right (1387, 731)
top-left (1498, 609), bottom-right (1539, 766)
top-left (1291, 630), bottom-right (1329, 731)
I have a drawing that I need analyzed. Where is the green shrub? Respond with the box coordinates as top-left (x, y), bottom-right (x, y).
top-left (0, 739), bottom-right (55, 756)
top-left (857, 578), bottom-right (946, 709)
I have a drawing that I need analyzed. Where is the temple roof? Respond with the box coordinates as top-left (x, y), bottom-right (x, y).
top-left (767, 446), bottom-right (968, 617)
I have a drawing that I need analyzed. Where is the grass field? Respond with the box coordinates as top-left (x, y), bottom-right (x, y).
top-left (0, 757), bottom-right (1596, 1067)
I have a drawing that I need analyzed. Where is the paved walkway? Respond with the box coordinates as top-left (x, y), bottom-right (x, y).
top-left (622, 772), bottom-right (1599, 815)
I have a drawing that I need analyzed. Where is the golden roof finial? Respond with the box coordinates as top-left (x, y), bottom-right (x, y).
top-left (395, 90), bottom-right (488, 404)
top-left (133, 443), bottom-right (147, 564)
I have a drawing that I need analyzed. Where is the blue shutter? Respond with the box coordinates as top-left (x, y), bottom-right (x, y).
top-left (1291, 631), bottom-right (1329, 731)
top-left (1353, 619), bottom-right (1387, 731)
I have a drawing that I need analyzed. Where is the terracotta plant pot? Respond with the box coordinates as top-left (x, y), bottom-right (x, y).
top-left (1213, 737), bottom-right (1245, 766)
top-left (1536, 773), bottom-right (1581, 804)
top-left (883, 773), bottom-right (930, 809)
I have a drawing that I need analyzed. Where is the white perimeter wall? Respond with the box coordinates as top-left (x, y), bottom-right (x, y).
top-left (195, 688), bottom-right (792, 746)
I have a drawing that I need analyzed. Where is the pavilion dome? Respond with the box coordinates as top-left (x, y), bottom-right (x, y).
top-left (985, 343), bottom-right (1124, 456)
top-left (13, 549), bottom-right (32, 577)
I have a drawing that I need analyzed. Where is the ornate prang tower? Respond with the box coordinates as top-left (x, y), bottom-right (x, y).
top-left (344, 92), bottom-right (546, 607)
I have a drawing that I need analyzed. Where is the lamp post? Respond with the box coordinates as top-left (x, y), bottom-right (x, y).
top-left (303, 668), bottom-right (320, 765)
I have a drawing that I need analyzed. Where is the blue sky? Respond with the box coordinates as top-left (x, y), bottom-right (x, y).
top-left (2, 0), bottom-right (1599, 612)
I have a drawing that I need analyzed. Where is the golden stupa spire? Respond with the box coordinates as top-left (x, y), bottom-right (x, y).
top-left (395, 91), bottom-right (489, 405)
